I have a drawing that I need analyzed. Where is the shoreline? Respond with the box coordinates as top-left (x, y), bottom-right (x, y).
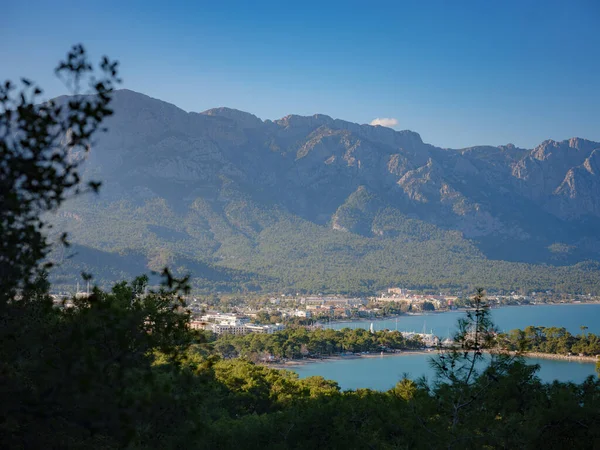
top-left (322, 301), bottom-right (600, 329)
top-left (265, 349), bottom-right (598, 370)
top-left (265, 349), bottom-right (436, 369)
top-left (519, 351), bottom-right (598, 363)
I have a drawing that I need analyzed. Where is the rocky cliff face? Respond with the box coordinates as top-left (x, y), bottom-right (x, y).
top-left (511, 138), bottom-right (600, 217)
top-left (553, 149), bottom-right (600, 219)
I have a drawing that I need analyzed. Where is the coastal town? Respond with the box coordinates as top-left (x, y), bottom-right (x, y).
top-left (51, 285), bottom-right (599, 341)
top-left (45, 285), bottom-right (599, 368)
top-left (181, 288), bottom-right (596, 335)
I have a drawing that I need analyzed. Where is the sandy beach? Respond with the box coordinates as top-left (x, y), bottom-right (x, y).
top-left (265, 348), bottom-right (598, 370)
top-left (265, 350), bottom-right (435, 369)
top-left (519, 352), bottom-right (598, 363)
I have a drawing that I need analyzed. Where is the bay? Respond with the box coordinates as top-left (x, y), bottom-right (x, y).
top-left (330, 303), bottom-right (600, 336)
top-left (290, 304), bottom-right (600, 390)
top-left (291, 353), bottom-right (597, 391)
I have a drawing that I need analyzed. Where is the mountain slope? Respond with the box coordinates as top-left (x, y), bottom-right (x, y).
top-left (49, 90), bottom-right (600, 294)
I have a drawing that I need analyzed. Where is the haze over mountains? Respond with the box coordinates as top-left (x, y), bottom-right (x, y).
top-left (50, 89), bottom-right (600, 294)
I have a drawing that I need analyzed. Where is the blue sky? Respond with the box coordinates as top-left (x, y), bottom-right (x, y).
top-left (2, 0), bottom-right (599, 148)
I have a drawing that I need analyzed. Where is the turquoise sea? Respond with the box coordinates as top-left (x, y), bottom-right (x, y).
top-left (291, 304), bottom-right (600, 390)
top-left (331, 303), bottom-right (600, 336)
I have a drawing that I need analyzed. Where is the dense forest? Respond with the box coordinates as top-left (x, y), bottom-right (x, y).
top-left (208, 325), bottom-right (600, 362)
top-left (499, 326), bottom-right (600, 357)
top-left (1, 47), bottom-right (599, 449)
top-left (51, 203), bottom-right (600, 295)
top-left (211, 327), bottom-right (425, 361)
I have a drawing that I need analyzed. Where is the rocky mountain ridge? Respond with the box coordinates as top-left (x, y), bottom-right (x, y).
top-left (51, 89), bottom-right (600, 293)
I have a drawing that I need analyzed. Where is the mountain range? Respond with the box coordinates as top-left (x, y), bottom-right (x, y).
top-left (49, 89), bottom-right (600, 294)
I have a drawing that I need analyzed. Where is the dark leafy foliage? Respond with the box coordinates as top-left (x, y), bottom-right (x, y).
top-left (0, 44), bottom-right (120, 302)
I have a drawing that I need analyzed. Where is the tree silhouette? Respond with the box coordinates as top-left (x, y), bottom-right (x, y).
top-left (0, 44), bottom-right (120, 303)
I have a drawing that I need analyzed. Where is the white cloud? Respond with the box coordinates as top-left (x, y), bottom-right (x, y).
top-left (370, 117), bottom-right (398, 128)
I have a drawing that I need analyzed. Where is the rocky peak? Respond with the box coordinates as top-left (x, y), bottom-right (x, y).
top-left (272, 113), bottom-right (424, 154)
top-left (201, 107), bottom-right (264, 129)
top-left (339, 120), bottom-right (424, 151)
top-left (274, 113), bottom-right (335, 129)
top-left (110, 89), bottom-right (186, 116)
top-left (532, 138), bottom-right (598, 161)
top-left (568, 137), bottom-right (595, 150)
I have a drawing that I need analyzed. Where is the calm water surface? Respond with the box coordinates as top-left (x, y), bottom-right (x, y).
top-left (292, 304), bottom-right (600, 390)
top-left (332, 303), bottom-right (600, 335)
top-left (292, 353), bottom-right (597, 391)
